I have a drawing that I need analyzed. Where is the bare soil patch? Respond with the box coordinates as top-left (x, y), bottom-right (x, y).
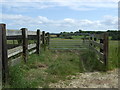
top-left (49, 69), bottom-right (118, 88)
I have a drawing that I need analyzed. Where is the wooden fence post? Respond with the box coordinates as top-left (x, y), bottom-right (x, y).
top-left (90, 36), bottom-right (92, 46)
top-left (21, 28), bottom-right (28, 63)
top-left (0, 24), bottom-right (2, 89)
top-left (42, 31), bottom-right (46, 50)
top-left (83, 35), bottom-right (86, 43)
top-left (48, 33), bottom-right (50, 45)
top-left (42, 31), bottom-right (45, 45)
top-left (45, 33), bottom-right (47, 45)
top-left (45, 32), bottom-right (50, 45)
top-left (103, 33), bottom-right (108, 67)
top-left (100, 38), bottom-right (104, 53)
top-left (36, 29), bottom-right (41, 54)
top-left (94, 37), bottom-right (97, 47)
top-left (0, 24), bottom-right (8, 84)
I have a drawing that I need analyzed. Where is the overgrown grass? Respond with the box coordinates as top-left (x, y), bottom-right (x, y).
top-left (46, 50), bottom-right (84, 75)
top-left (80, 49), bottom-right (106, 71)
top-left (8, 49), bottom-right (84, 88)
top-left (81, 40), bottom-right (119, 71)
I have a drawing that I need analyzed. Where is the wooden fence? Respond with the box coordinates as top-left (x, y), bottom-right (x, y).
top-left (0, 24), bottom-right (50, 84)
top-left (0, 23), bottom-right (109, 86)
top-left (84, 33), bottom-right (109, 68)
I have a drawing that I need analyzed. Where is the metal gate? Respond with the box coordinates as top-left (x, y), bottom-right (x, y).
top-left (48, 33), bottom-right (88, 50)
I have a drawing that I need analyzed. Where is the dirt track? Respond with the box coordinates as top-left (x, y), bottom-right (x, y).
top-left (49, 69), bottom-right (118, 88)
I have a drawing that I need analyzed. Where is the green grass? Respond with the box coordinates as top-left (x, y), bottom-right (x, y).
top-left (7, 38), bottom-right (119, 88)
top-left (81, 40), bottom-right (119, 71)
top-left (8, 47), bottom-right (112, 88)
top-left (108, 40), bottom-right (119, 69)
top-left (80, 49), bottom-right (106, 71)
top-left (71, 35), bottom-right (84, 39)
top-left (8, 49), bottom-right (84, 88)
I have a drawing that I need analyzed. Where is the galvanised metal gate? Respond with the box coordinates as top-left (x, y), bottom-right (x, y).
top-left (48, 33), bottom-right (89, 50)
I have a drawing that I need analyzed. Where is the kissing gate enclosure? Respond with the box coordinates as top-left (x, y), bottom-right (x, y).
top-left (0, 24), bottom-right (108, 86)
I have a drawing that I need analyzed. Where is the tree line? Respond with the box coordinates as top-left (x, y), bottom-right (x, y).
top-left (60, 30), bottom-right (120, 40)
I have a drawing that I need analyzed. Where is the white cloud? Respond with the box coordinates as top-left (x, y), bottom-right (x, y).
top-left (102, 15), bottom-right (118, 26)
top-left (53, 0), bottom-right (118, 10)
top-left (1, 14), bottom-right (118, 32)
top-left (1, 0), bottom-right (119, 3)
top-left (0, 0), bottom-right (119, 11)
top-left (64, 18), bottom-right (75, 24)
top-left (38, 16), bottom-right (50, 23)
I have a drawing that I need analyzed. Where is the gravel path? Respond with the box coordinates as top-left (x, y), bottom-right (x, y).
top-left (49, 69), bottom-right (118, 88)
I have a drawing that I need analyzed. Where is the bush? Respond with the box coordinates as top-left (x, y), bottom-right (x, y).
top-left (64, 36), bottom-right (73, 39)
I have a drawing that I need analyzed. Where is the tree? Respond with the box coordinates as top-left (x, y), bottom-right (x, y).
top-left (79, 30), bottom-right (82, 33)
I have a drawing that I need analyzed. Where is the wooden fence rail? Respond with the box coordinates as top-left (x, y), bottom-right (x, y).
top-left (0, 24), bottom-right (50, 85)
top-left (83, 33), bottom-right (108, 68)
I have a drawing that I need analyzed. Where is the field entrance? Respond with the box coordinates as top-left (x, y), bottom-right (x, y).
top-left (48, 33), bottom-right (88, 50)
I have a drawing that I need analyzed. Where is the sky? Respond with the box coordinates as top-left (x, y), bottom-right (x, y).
top-left (0, 0), bottom-right (119, 33)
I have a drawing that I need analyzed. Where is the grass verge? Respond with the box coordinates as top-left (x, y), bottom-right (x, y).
top-left (8, 49), bottom-right (84, 88)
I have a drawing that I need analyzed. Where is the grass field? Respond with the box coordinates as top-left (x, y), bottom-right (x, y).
top-left (108, 40), bottom-right (119, 69)
top-left (6, 37), bottom-right (119, 88)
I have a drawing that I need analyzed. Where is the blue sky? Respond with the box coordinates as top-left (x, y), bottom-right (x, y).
top-left (0, 0), bottom-right (118, 33)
